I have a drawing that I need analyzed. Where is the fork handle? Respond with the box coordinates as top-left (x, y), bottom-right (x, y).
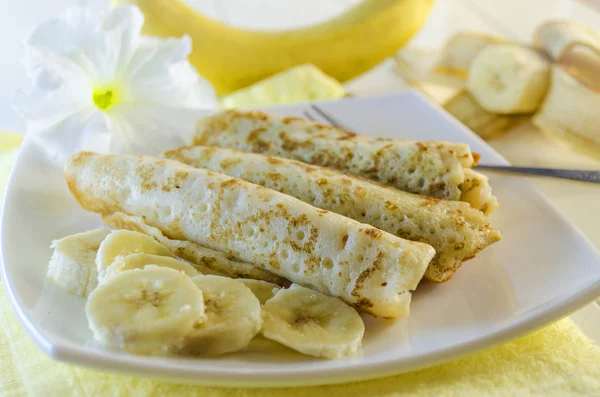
top-left (474, 165), bottom-right (600, 184)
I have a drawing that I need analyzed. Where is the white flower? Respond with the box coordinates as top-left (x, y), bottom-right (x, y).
top-left (13, 5), bottom-right (217, 163)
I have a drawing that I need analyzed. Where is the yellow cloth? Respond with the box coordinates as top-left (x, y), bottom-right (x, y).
top-left (1, 133), bottom-right (600, 396)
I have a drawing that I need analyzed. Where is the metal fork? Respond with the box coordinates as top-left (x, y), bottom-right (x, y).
top-left (303, 104), bottom-right (600, 184)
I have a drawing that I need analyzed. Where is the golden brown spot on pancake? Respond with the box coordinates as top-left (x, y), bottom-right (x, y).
top-left (220, 157), bottom-right (242, 170)
top-left (381, 282), bottom-right (387, 287)
top-left (419, 196), bottom-right (440, 207)
top-left (454, 242), bottom-right (465, 250)
top-left (384, 200), bottom-right (398, 211)
top-left (362, 227), bottom-right (383, 239)
top-left (317, 209), bottom-right (328, 216)
top-left (282, 116), bottom-right (302, 124)
top-left (266, 156), bottom-right (283, 165)
top-left (248, 127), bottom-right (269, 152)
top-left (316, 178), bottom-right (328, 186)
top-left (354, 186), bottom-right (367, 198)
top-left (266, 172), bottom-right (282, 181)
top-left (341, 234), bottom-right (349, 247)
top-left (136, 163), bottom-right (158, 192)
top-left (353, 298), bottom-right (374, 309)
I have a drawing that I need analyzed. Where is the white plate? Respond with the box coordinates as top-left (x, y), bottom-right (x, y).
top-left (2, 92), bottom-right (600, 387)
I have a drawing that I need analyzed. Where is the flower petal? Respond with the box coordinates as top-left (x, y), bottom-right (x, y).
top-left (28, 108), bottom-right (114, 165)
top-left (25, 5), bottom-right (144, 84)
top-left (107, 103), bottom-right (212, 155)
top-left (13, 47), bottom-right (92, 132)
top-left (120, 35), bottom-right (217, 109)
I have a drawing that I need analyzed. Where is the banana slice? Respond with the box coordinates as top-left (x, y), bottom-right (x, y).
top-left (467, 44), bottom-right (551, 114)
top-left (443, 90), bottom-right (529, 140)
top-left (434, 32), bottom-right (505, 78)
top-left (182, 275), bottom-right (262, 356)
top-left (534, 20), bottom-right (600, 61)
top-left (101, 253), bottom-right (199, 283)
top-left (239, 279), bottom-right (281, 304)
top-left (86, 265), bottom-right (205, 355)
top-left (261, 284), bottom-right (365, 359)
top-left (47, 229), bottom-right (110, 297)
top-left (533, 59), bottom-right (600, 159)
top-left (95, 230), bottom-right (175, 277)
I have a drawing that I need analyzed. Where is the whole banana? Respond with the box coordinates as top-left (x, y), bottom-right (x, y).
top-left (114, 0), bottom-right (435, 95)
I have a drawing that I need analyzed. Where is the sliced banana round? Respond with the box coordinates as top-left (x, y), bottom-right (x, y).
top-left (95, 230), bottom-right (175, 276)
top-left (182, 275), bottom-right (262, 356)
top-left (86, 265), bottom-right (205, 355)
top-left (47, 228), bottom-right (110, 297)
top-left (261, 284), bottom-right (365, 359)
top-left (467, 44), bottom-right (551, 114)
top-left (100, 253), bottom-right (199, 283)
top-left (238, 279), bottom-right (281, 304)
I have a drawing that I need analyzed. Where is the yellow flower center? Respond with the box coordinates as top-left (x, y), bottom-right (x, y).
top-left (93, 87), bottom-right (120, 111)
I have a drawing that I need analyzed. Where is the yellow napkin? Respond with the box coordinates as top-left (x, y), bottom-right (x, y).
top-left (1, 134), bottom-right (600, 396)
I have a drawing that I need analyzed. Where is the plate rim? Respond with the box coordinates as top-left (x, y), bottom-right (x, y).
top-left (2, 91), bottom-right (600, 387)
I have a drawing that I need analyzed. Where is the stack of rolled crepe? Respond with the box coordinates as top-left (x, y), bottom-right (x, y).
top-left (64, 110), bottom-right (501, 320)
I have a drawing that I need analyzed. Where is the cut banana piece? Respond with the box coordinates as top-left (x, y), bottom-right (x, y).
top-left (467, 44), bottom-right (550, 114)
top-left (533, 60), bottom-right (600, 160)
top-left (434, 32), bottom-right (504, 78)
top-left (86, 266), bottom-right (205, 355)
top-left (534, 20), bottom-right (600, 60)
top-left (101, 253), bottom-right (199, 283)
top-left (239, 279), bottom-right (281, 304)
top-left (47, 229), bottom-right (110, 297)
top-left (467, 44), bottom-right (551, 114)
top-left (443, 90), bottom-right (529, 140)
top-left (261, 284), bottom-right (365, 359)
top-left (182, 275), bottom-right (262, 356)
top-left (95, 230), bottom-right (175, 276)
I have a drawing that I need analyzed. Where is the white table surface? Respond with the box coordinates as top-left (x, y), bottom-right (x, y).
top-left (0, 0), bottom-right (599, 341)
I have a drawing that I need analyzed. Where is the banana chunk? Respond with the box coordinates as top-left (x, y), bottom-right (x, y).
top-left (239, 279), bottom-right (281, 304)
top-left (533, 60), bottom-right (600, 159)
top-left (182, 275), bottom-right (262, 356)
top-left (534, 20), bottom-right (600, 60)
top-left (101, 253), bottom-right (199, 283)
top-left (443, 90), bottom-right (529, 140)
top-left (467, 44), bottom-right (551, 114)
top-left (47, 229), bottom-right (110, 297)
top-left (86, 266), bottom-right (205, 355)
top-left (434, 32), bottom-right (505, 78)
top-left (261, 284), bottom-right (365, 360)
top-left (95, 230), bottom-right (175, 277)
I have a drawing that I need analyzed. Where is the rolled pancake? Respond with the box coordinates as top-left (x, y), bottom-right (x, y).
top-left (102, 212), bottom-right (289, 286)
top-left (65, 152), bottom-right (436, 319)
top-left (193, 109), bottom-right (498, 214)
top-left (165, 146), bottom-right (501, 282)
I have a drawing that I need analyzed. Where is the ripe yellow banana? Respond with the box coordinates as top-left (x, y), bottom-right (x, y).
top-left (114, 0), bottom-right (435, 95)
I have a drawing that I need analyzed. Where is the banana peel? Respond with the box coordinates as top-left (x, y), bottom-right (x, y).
top-left (114, 0), bottom-right (435, 95)
top-left (220, 64), bottom-right (345, 108)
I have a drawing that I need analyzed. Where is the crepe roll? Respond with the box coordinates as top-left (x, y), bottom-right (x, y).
top-left (65, 152), bottom-right (436, 319)
top-left (165, 146), bottom-right (501, 282)
top-left (102, 212), bottom-right (290, 286)
top-left (194, 109), bottom-right (497, 214)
